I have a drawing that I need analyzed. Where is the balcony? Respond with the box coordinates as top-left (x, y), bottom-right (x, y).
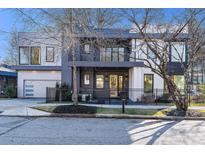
top-left (68, 52), bottom-right (144, 68)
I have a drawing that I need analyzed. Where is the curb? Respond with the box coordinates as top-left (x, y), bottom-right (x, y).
top-left (1, 113), bottom-right (205, 121)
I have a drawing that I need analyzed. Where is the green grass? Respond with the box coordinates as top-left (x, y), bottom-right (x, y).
top-left (34, 105), bottom-right (161, 116)
top-left (190, 102), bottom-right (205, 106)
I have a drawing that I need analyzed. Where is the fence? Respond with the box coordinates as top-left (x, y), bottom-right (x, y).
top-left (46, 87), bottom-right (175, 104)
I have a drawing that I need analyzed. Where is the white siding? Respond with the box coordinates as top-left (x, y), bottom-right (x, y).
top-left (18, 32), bottom-right (61, 66)
top-left (17, 71), bottom-right (61, 98)
top-left (129, 67), bottom-right (164, 102)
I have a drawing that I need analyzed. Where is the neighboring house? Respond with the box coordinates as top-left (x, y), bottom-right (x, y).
top-left (0, 65), bottom-right (17, 96)
top-left (12, 27), bottom-right (188, 102)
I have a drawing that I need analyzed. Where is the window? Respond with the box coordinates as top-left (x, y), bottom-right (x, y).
top-left (46, 47), bottom-right (54, 62)
top-left (129, 51), bottom-right (135, 61)
top-left (112, 48), bottom-right (118, 62)
top-left (100, 48), bottom-right (106, 62)
top-left (119, 48), bottom-right (124, 62)
top-left (147, 46), bottom-right (156, 59)
top-left (106, 48), bottom-right (112, 61)
top-left (119, 76), bottom-right (123, 90)
top-left (96, 75), bottom-right (104, 88)
top-left (173, 75), bottom-right (184, 90)
top-left (144, 74), bottom-right (154, 93)
top-left (84, 74), bottom-right (90, 85)
top-left (19, 47), bottom-right (29, 65)
top-left (132, 39), bottom-right (136, 50)
top-left (100, 47), bottom-right (125, 62)
top-left (84, 44), bottom-right (90, 53)
top-left (171, 42), bottom-right (186, 62)
top-left (31, 47), bottom-right (40, 65)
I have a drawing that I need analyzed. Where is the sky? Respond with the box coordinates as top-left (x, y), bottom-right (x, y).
top-left (0, 8), bottom-right (181, 61)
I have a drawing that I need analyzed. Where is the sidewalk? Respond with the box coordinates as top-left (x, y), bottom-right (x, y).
top-left (1, 102), bottom-right (205, 117)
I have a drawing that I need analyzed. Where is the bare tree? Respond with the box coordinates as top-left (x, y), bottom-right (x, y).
top-left (3, 27), bottom-right (19, 65)
top-left (123, 8), bottom-right (205, 113)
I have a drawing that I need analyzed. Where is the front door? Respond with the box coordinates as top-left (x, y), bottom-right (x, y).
top-left (109, 75), bottom-right (118, 97)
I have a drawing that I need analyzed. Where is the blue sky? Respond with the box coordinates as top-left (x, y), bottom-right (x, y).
top-left (0, 8), bottom-right (182, 60)
top-left (0, 9), bottom-right (22, 60)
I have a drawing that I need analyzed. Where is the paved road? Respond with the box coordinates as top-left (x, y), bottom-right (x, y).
top-left (0, 117), bottom-right (205, 145)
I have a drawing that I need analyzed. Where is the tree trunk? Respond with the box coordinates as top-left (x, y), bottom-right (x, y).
top-left (72, 48), bottom-right (78, 105)
top-left (165, 76), bottom-right (188, 112)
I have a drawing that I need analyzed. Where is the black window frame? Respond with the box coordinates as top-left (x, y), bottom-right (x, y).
top-left (100, 47), bottom-right (125, 62)
top-left (144, 74), bottom-right (154, 93)
top-left (19, 46), bottom-right (30, 65)
top-left (84, 74), bottom-right (90, 85)
top-left (30, 46), bottom-right (41, 65)
top-left (46, 47), bottom-right (55, 62)
top-left (170, 42), bottom-right (186, 62)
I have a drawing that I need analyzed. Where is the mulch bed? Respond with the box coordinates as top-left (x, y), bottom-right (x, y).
top-left (166, 109), bottom-right (205, 117)
top-left (52, 105), bottom-right (98, 114)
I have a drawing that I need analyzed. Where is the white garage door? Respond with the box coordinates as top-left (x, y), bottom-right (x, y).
top-left (24, 80), bottom-right (60, 98)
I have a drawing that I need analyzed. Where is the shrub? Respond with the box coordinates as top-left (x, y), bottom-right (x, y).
top-left (141, 94), bottom-right (155, 103)
top-left (155, 93), bottom-right (172, 103)
top-left (5, 86), bottom-right (16, 98)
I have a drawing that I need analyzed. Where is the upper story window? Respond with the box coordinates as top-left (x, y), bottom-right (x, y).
top-left (147, 45), bottom-right (156, 59)
top-left (119, 48), bottom-right (124, 62)
top-left (112, 48), bottom-right (118, 62)
top-left (31, 47), bottom-right (41, 65)
top-left (19, 47), bottom-right (29, 65)
top-left (46, 47), bottom-right (54, 62)
top-left (100, 48), bottom-right (106, 62)
top-left (100, 47), bottom-right (125, 62)
top-left (171, 42), bottom-right (186, 62)
top-left (84, 44), bottom-right (90, 53)
top-left (106, 48), bottom-right (112, 61)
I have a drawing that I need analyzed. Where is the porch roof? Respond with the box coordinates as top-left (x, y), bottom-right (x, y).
top-left (68, 61), bottom-right (144, 68)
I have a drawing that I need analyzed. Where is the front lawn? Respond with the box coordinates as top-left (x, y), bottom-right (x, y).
top-left (190, 102), bottom-right (205, 106)
top-left (34, 105), bottom-right (162, 116)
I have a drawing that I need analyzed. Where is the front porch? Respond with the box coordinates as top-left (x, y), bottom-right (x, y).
top-left (78, 67), bottom-right (129, 101)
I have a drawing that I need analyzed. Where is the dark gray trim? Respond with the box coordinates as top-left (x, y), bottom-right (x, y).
top-left (10, 66), bottom-right (62, 71)
top-left (68, 61), bottom-right (144, 68)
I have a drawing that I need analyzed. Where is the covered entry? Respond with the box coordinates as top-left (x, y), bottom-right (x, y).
top-left (79, 68), bottom-right (129, 100)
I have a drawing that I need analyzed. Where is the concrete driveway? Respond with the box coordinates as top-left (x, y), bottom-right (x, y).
top-left (0, 117), bottom-right (205, 145)
top-left (0, 98), bottom-right (45, 112)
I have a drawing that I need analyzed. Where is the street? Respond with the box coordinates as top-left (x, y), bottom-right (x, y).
top-left (0, 117), bottom-right (205, 144)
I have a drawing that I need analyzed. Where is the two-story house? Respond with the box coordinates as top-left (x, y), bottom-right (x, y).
top-left (13, 27), bottom-right (187, 102)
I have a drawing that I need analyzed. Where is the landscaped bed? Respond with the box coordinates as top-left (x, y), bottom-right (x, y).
top-left (33, 105), bottom-right (205, 117)
top-left (33, 105), bottom-right (161, 115)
